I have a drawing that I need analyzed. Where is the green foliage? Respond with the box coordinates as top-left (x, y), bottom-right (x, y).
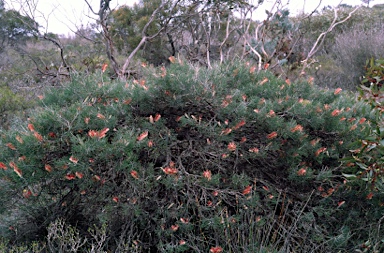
top-left (342, 58), bottom-right (384, 192)
top-left (0, 60), bottom-right (382, 252)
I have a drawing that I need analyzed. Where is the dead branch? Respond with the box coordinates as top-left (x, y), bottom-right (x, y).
top-left (120, 0), bottom-right (178, 78)
top-left (300, 5), bottom-right (360, 74)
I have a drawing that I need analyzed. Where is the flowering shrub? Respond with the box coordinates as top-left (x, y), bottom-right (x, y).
top-left (0, 60), bottom-right (381, 251)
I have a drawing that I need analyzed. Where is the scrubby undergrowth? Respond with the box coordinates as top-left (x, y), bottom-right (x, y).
top-left (0, 61), bottom-right (383, 252)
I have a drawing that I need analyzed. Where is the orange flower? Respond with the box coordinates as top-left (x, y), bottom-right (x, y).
top-left (9, 162), bottom-right (22, 178)
top-left (18, 156), bottom-right (26, 161)
top-left (162, 167), bottom-right (178, 175)
top-left (168, 56), bottom-right (176, 63)
top-left (366, 192), bottom-right (374, 200)
top-left (65, 173), bottom-right (76, 180)
top-left (203, 170), bottom-right (212, 181)
top-left (97, 113), bottom-right (105, 119)
top-left (171, 224), bottom-right (179, 231)
top-left (297, 168), bottom-right (307, 176)
top-left (242, 185), bottom-right (252, 195)
top-left (310, 138), bottom-right (320, 146)
top-left (334, 88), bottom-right (342, 95)
top-left (75, 172), bottom-right (84, 179)
top-left (48, 132), bottom-right (56, 138)
top-left (0, 162), bottom-right (7, 170)
top-left (268, 110), bottom-right (276, 117)
top-left (232, 120), bottom-right (246, 130)
top-left (250, 65), bottom-right (257, 73)
top-left (212, 190), bottom-right (219, 196)
top-left (88, 130), bottom-right (98, 138)
top-left (84, 117), bottom-right (90, 124)
top-left (98, 128), bottom-right (109, 139)
top-left (27, 123), bottom-right (35, 132)
top-left (350, 124), bottom-right (357, 131)
top-left (267, 131), bottom-right (278, 139)
top-left (337, 201), bottom-right (345, 207)
top-left (154, 113), bottom-right (161, 122)
top-left (315, 147), bottom-right (327, 157)
top-left (180, 218), bottom-right (189, 223)
top-left (137, 131), bottom-right (148, 141)
top-left (259, 77), bottom-right (269, 85)
top-left (221, 153), bottom-right (228, 159)
top-left (112, 196), bottom-right (119, 203)
top-left (179, 240), bottom-right (186, 245)
top-left (240, 136), bottom-right (247, 143)
top-left (69, 156), bottom-right (79, 164)
top-left (285, 78), bottom-right (291, 85)
top-left (210, 246), bottom-right (223, 253)
top-left (147, 140), bottom-right (154, 147)
top-left (15, 135), bottom-right (24, 144)
top-left (263, 63), bottom-right (270, 70)
top-left (45, 164), bottom-right (52, 173)
top-left (323, 104), bottom-right (331, 110)
top-left (6, 143), bottom-right (16, 150)
top-left (262, 185), bottom-right (270, 192)
top-left (249, 147), bottom-right (259, 153)
top-left (130, 170), bottom-right (139, 179)
top-left (123, 99), bottom-right (132, 105)
top-left (221, 128), bottom-right (232, 135)
top-left (227, 142), bottom-right (237, 152)
top-left (331, 109), bottom-right (341, 116)
top-left (23, 189), bottom-right (32, 198)
top-left (359, 118), bottom-right (366, 124)
top-left (101, 63), bottom-right (108, 73)
top-left (34, 132), bottom-right (43, 142)
top-left (290, 124), bottom-right (303, 133)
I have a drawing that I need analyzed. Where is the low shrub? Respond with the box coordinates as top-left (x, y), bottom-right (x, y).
top-left (0, 60), bottom-right (381, 252)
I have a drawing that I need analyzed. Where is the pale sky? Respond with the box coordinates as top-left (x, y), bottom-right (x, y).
top-left (5, 0), bottom-right (384, 36)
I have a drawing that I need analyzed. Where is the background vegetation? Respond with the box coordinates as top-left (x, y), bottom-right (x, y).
top-left (0, 0), bottom-right (383, 252)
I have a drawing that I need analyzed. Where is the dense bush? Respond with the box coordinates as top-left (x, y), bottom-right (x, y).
top-left (0, 61), bottom-right (382, 252)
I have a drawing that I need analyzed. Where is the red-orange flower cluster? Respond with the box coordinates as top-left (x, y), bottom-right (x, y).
top-left (9, 161), bottom-right (22, 178)
top-left (130, 170), bottom-right (139, 179)
top-left (315, 147), bottom-right (327, 157)
top-left (88, 128), bottom-right (109, 139)
top-left (227, 142), bottom-right (237, 152)
top-left (0, 162), bottom-right (7, 170)
top-left (267, 131), bottom-right (278, 139)
top-left (162, 167), bottom-right (178, 175)
top-left (137, 131), bottom-right (148, 141)
top-left (203, 170), bottom-right (212, 181)
top-left (243, 185), bottom-right (252, 195)
top-left (290, 124), bottom-right (303, 133)
top-left (210, 246), bottom-right (223, 253)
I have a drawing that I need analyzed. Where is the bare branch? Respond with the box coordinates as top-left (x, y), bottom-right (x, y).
top-left (120, 0), bottom-right (176, 78)
top-left (300, 5), bottom-right (361, 74)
